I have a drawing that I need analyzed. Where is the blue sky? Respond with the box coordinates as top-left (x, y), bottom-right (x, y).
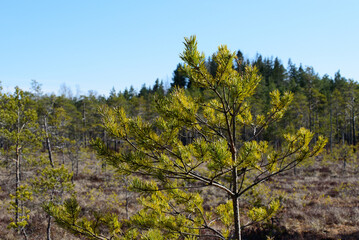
top-left (0, 1), bottom-right (358, 96)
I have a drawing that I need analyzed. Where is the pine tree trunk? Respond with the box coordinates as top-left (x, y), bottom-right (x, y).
top-left (125, 192), bottom-right (129, 220)
top-left (309, 104), bottom-right (312, 132)
top-left (232, 197), bottom-right (241, 239)
top-left (15, 109), bottom-right (21, 229)
top-left (232, 111), bottom-right (241, 240)
top-left (15, 146), bottom-right (20, 226)
top-left (343, 158), bottom-right (346, 170)
top-left (47, 214), bottom-right (52, 240)
top-left (336, 114), bottom-right (339, 144)
top-left (83, 101), bottom-right (87, 147)
top-left (76, 156), bottom-right (79, 177)
top-left (45, 118), bottom-right (54, 240)
top-left (22, 228), bottom-right (28, 240)
top-left (62, 145), bottom-right (65, 165)
top-left (44, 117), bottom-right (54, 167)
top-left (352, 109), bottom-right (356, 146)
top-left (330, 106), bottom-right (333, 152)
top-left (232, 166), bottom-right (241, 240)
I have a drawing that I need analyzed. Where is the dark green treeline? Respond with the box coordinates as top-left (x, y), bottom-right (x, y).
top-left (1, 51), bottom-right (357, 152)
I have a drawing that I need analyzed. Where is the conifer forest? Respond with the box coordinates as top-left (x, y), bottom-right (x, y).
top-left (0, 37), bottom-right (358, 240)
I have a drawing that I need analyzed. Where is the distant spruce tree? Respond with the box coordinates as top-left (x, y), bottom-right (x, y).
top-left (152, 78), bottom-right (165, 96)
top-left (171, 63), bottom-right (188, 89)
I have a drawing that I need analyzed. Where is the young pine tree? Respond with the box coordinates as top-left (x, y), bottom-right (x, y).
top-left (47, 36), bottom-right (327, 240)
top-left (0, 87), bottom-right (41, 238)
top-left (96, 36), bottom-right (326, 239)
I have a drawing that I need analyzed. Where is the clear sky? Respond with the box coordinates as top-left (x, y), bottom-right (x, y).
top-left (0, 1), bottom-right (358, 96)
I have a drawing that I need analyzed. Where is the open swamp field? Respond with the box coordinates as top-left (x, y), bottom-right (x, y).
top-left (0, 151), bottom-right (358, 240)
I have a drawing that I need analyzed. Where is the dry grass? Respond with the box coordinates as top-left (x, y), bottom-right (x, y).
top-left (0, 152), bottom-right (358, 240)
top-left (257, 155), bottom-right (359, 240)
top-left (0, 152), bottom-right (137, 240)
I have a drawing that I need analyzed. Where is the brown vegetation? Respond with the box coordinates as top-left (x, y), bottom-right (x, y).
top-left (0, 150), bottom-right (358, 239)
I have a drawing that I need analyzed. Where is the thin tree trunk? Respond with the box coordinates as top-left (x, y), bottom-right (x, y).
top-left (76, 156), bottom-right (79, 177)
top-left (309, 104), bottom-right (312, 132)
top-left (21, 228), bottom-right (28, 240)
top-left (44, 117), bottom-right (54, 167)
top-left (343, 158), bottom-right (346, 170)
top-left (61, 144), bottom-right (66, 165)
top-left (45, 118), bottom-right (54, 240)
top-left (71, 156), bottom-right (75, 175)
top-left (232, 114), bottom-right (241, 240)
top-left (15, 146), bottom-right (20, 227)
top-left (122, 176), bottom-right (130, 219)
top-left (336, 114), bottom-right (339, 144)
top-left (47, 214), bottom-right (52, 240)
top-left (232, 168), bottom-right (241, 240)
top-left (83, 101), bottom-right (87, 147)
top-left (330, 106), bottom-right (333, 152)
top-left (352, 109), bottom-right (356, 146)
top-left (15, 108), bottom-right (21, 228)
